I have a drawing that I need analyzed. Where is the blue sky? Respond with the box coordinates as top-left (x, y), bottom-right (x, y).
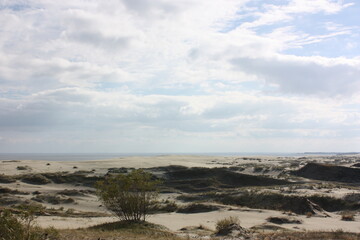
top-left (0, 0), bottom-right (359, 153)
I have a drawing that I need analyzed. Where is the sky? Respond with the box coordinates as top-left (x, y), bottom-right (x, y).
top-left (0, 0), bottom-right (359, 153)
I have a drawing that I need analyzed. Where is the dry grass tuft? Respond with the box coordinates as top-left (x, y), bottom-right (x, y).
top-left (215, 216), bottom-right (240, 232)
top-left (341, 213), bottom-right (355, 221)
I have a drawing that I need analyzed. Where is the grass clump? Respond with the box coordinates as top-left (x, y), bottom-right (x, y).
top-left (215, 216), bottom-right (240, 233)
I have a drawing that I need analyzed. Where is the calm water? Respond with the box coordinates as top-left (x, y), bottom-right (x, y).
top-left (0, 152), bottom-right (351, 161)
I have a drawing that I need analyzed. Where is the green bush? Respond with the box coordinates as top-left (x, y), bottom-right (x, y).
top-left (0, 210), bottom-right (26, 240)
top-left (0, 205), bottom-right (59, 240)
top-left (96, 169), bottom-right (160, 222)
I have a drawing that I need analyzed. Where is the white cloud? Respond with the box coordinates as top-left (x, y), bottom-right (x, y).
top-left (0, 0), bottom-right (359, 152)
top-left (232, 55), bottom-right (360, 96)
top-left (1, 88), bottom-right (358, 134)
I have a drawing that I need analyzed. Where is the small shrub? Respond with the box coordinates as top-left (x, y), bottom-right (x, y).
top-left (0, 204), bottom-right (59, 240)
top-left (58, 189), bottom-right (85, 196)
top-left (198, 224), bottom-right (206, 230)
top-left (341, 213), bottom-right (355, 221)
top-left (163, 201), bottom-right (178, 212)
top-left (152, 201), bottom-right (178, 213)
top-left (216, 216), bottom-right (240, 232)
top-left (267, 216), bottom-right (302, 224)
top-left (253, 167), bottom-right (263, 173)
top-left (17, 165), bottom-right (32, 171)
top-left (65, 208), bottom-right (75, 214)
top-left (96, 169), bottom-right (160, 222)
top-left (306, 212), bottom-right (313, 218)
top-left (0, 210), bottom-right (26, 240)
top-left (15, 203), bottom-right (46, 215)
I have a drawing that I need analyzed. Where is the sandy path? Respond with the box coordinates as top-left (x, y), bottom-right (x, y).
top-left (36, 209), bottom-right (360, 233)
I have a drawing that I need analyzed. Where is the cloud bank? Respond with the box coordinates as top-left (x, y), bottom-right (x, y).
top-left (0, 0), bottom-right (359, 152)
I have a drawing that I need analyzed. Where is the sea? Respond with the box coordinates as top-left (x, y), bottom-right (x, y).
top-left (0, 152), bottom-right (357, 162)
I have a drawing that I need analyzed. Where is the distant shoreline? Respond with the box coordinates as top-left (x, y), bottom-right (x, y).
top-left (0, 152), bottom-right (359, 161)
top-left (303, 152), bottom-right (360, 155)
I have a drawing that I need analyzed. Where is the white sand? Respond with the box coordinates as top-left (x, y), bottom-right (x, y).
top-left (1, 155), bottom-right (360, 233)
top-left (35, 208), bottom-right (360, 233)
top-left (0, 155), bottom-right (235, 175)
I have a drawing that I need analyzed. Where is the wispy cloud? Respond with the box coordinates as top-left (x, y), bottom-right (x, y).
top-left (239, 0), bottom-right (353, 29)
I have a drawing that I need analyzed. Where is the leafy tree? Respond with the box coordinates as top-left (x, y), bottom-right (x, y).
top-left (96, 169), bottom-right (160, 222)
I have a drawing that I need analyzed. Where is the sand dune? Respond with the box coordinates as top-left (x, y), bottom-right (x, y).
top-left (1, 154), bottom-right (360, 235)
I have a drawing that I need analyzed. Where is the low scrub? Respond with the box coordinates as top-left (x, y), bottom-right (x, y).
top-left (341, 213), bottom-right (355, 221)
top-left (215, 216), bottom-right (250, 237)
top-left (88, 220), bottom-right (175, 238)
top-left (291, 163), bottom-right (360, 183)
top-left (177, 203), bottom-right (220, 213)
top-left (343, 193), bottom-right (360, 203)
top-left (151, 200), bottom-right (178, 213)
top-left (267, 216), bottom-right (302, 224)
top-left (42, 172), bottom-right (103, 187)
top-left (0, 187), bottom-right (28, 195)
top-left (21, 174), bottom-right (51, 185)
top-left (216, 216), bottom-right (240, 232)
top-left (31, 194), bottom-right (75, 205)
top-left (0, 206), bottom-right (59, 240)
top-left (163, 167), bottom-right (291, 193)
top-left (219, 192), bottom-right (313, 214)
top-left (256, 231), bottom-right (360, 240)
top-left (308, 195), bottom-right (359, 212)
top-left (13, 172), bottom-right (103, 187)
top-left (0, 174), bottom-right (16, 183)
top-left (16, 165), bottom-right (32, 171)
top-left (57, 189), bottom-right (87, 196)
top-left (180, 191), bottom-right (360, 215)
